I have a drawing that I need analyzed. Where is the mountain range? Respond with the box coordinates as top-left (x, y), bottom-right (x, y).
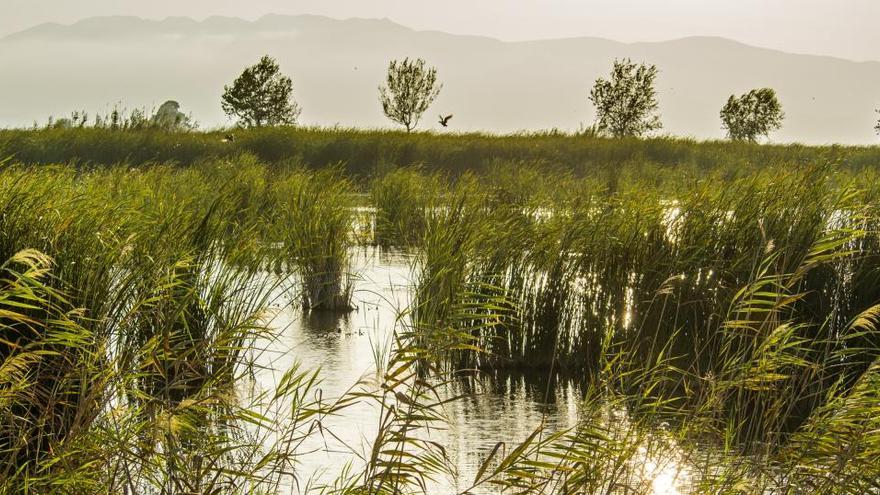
top-left (2, 14), bottom-right (879, 144)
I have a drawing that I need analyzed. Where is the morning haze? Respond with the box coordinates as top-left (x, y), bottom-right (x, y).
top-left (3, 0), bottom-right (880, 61)
top-left (5, 3), bottom-right (880, 494)
top-left (1, 12), bottom-right (879, 143)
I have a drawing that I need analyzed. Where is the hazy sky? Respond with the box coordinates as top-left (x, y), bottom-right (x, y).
top-left (2, 0), bottom-right (879, 62)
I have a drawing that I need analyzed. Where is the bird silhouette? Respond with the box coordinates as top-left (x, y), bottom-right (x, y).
top-left (439, 114), bottom-right (453, 127)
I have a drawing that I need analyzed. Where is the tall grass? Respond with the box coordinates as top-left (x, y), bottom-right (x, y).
top-left (3, 126), bottom-right (880, 178)
top-left (0, 158), bottom-right (377, 492)
top-left (271, 167), bottom-right (356, 311)
top-left (0, 145), bottom-right (879, 493)
top-left (371, 167), bottom-right (443, 247)
top-left (401, 161), bottom-right (880, 486)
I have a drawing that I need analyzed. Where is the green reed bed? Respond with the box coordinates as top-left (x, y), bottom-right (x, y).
top-left (0, 161), bottom-right (345, 486)
top-left (0, 245), bottom-right (332, 493)
top-left (2, 152), bottom-right (880, 493)
top-left (397, 162), bottom-right (880, 491)
top-left (370, 167), bottom-right (444, 247)
top-left (0, 159), bottom-right (497, 493)
top-left (405, 162), bottom-right (877, 370)
top-left (5, 126), bottom-right (880, 179)
top-left (0, 159), bottom-right (407, 493)
top-left (402, 161), bottom-right (880, 444)
top-left (270, 167), bottom-right (356, 311)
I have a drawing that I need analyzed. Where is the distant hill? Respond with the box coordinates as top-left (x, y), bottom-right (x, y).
top-left (2, 14), bottom-right (879, 144)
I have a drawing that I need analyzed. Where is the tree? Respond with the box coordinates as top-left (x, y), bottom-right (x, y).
top-left (221, 55), bottom-right (301, 128)
top-left (720, 88), bottom-right (784, 142)
top-left (379, 58), bottom-right (442, 132)
top-left (589, 59), bottom-right (662, 138)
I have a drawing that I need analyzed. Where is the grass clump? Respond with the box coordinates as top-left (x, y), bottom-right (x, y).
top-left (371, 166), bottom-right (443, 246)
top-left (272, 167), bottom-right (356, 311)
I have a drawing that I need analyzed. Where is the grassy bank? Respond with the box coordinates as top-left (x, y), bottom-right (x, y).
top-left (3, 127), bottom-right (880, 180)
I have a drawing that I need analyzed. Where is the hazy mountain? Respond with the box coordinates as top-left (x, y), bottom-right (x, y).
top-left (2, 14), bottom-right (879, 144)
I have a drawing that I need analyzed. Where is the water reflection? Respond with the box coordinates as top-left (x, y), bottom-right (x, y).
top-left (440, 371), bottom-right (582, 492)
top-left (251, 246), bottom-right (689, 493)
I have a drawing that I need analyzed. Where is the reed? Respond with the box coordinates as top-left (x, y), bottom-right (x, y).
top-left (4, 126), bottom-right (880, 179)
top-left (0, 160), bottom-right (359, 492)
top-left (370, 166), bottom-right (442, 246)
top-left (271, 167), bottom-right (356, 311)
top-left (0, 147), bottom-right (879, 493)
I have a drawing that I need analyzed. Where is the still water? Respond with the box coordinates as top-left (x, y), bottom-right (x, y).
top-left (249, 246), bottom-right (688, 493)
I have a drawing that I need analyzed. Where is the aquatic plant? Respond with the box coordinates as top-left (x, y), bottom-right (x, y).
top-left (272, 167), bottom-right (356, 311)
top-left (0, 149), bottom-right (878, 493)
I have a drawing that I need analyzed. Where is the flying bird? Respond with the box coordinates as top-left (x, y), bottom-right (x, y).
top-left (439, 114), bottom-right (453, 127)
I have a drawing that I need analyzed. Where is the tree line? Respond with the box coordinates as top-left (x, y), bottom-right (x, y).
top-left (222, 55), bottom-right (789, 142)
top-left (38, 53), bottom-right (877, 142)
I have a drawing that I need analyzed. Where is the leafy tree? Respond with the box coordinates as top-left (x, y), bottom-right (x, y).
top-left (720, 88), bottom-right (785, 142)
top-left (589, 59), bottom-right (662, 138)
top-left (379, 58), bottom-right (442, 132)
top-left (221, 55), bottom-right (301, 128)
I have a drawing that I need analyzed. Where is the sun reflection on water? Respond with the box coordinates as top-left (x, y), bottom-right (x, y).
top-left (650, 460), bottom-right (685, 495)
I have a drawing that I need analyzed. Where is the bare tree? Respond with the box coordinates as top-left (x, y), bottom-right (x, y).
top-left (589, 59), bottom-right (662, 138)
top-left (379, 58), bottom-right (442, 132)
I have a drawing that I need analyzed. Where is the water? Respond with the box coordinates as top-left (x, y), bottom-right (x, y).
top-left (248, 246), bottom-right (688, 493)
top-left (236, 205), bottom-right (866, 493)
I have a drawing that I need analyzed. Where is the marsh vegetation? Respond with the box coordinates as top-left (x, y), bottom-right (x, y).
top-left (1, 130), bottom-right (880, 493)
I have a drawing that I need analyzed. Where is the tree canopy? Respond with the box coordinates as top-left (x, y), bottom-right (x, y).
top-left (589, 59), bottom-right (662, 138)
top-left (221, 55), bottom-right (301, 128)
top-left (720, 88), bottom-right (785, 142)
top-left (379, 58), bottom-right (442, 132)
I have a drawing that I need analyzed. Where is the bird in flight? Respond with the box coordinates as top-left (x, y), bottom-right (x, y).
top-left (439, 114), bottom-right (453, 127)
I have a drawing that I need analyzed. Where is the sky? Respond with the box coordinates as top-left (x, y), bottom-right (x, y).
top-left (2, 0), bottom-right (879, 62)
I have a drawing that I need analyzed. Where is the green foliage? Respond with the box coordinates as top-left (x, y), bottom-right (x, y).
top-left (221, 55), bottom-right (301, 128)
top-left (371, 166), bottom-right (442, 246)
top-left (379, 58), bottom-right (442, 132)
top-left (0, 135), bottom-right (879, 493)
top-left (589, 58), bottom-right (663, 138)
top-left (272, 167), bottom-right (356, 311)
top-left (721, 88), bottom-right (785, 141)
top-left (8, 126), bottom-right (880, 180)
